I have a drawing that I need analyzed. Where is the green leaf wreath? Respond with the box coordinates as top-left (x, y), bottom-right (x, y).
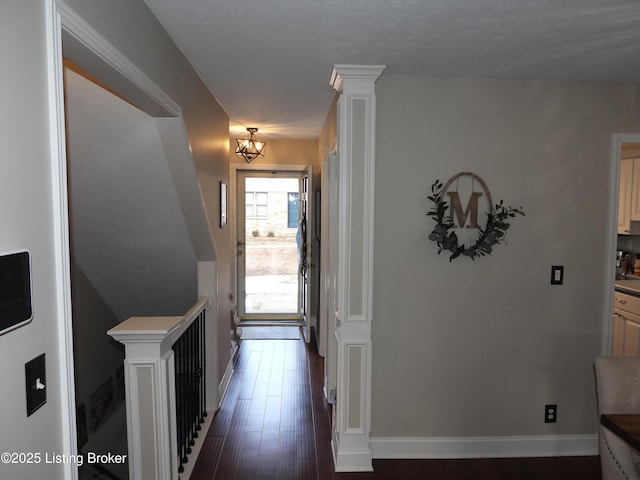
top-left (427, 180), bottom-right (525, 261)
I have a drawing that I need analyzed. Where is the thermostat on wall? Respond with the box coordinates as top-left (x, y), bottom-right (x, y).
top-left (0, 250), bottom-right (33, 335)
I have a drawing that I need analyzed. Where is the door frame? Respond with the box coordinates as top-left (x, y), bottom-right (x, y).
top-left (230, 163), bottom-right (314, 341)
top-left (319, 144), bottom-right (338, 402)
top-left (236, 170), bottom-right (304, 320)
top-left (605, 134), bottom-right (640, 354)
top-left (45, 5), bottom-right (76, 478)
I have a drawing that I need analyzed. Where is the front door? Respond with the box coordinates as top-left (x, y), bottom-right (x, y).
top-left (237, 170), bottom-right (306, 322)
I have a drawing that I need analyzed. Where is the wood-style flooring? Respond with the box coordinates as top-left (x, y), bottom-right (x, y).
top-left (189, 331), bottom-right (602, 480)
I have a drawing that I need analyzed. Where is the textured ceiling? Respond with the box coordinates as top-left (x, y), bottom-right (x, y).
top-left (143, 0), bottom-right (640, 138)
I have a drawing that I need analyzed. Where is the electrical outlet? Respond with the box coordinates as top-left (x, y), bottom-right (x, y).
top-left (545, 404), bottom-right (557, 423)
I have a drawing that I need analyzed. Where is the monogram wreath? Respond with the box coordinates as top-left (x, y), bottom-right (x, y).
top-left (427, 180), bottom-right (525, 261)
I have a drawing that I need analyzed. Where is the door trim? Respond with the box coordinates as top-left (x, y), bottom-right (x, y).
top-left (236, 170), bottom-right (304, 320)
top-left (45, 4), bottom-right (76, 478)
top-left (605, 134), bottom-right (640, 355)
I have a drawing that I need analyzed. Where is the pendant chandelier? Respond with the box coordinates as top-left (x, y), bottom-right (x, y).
top-left (235, 127), bottom-right (266, 163)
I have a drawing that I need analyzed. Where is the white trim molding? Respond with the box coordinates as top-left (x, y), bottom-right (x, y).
top-left (55, 0), bottom-right (180, 118)
top-left (370, 434), bottom-right (599, 459)
top-left (218, 346), bottom-right (236, 408)
top-left (603, 133), bottom-right (640, 355)
top-left (46, 2), bottom-right (77, 479)
top-left (329, 64), bottom-right (385, 472)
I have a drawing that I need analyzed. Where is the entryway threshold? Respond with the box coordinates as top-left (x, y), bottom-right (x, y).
top-left (239, 319), bottom-right (304, 327)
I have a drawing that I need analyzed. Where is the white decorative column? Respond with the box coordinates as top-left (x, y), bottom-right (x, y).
top-left (329, 64), bottom-right (385, 472)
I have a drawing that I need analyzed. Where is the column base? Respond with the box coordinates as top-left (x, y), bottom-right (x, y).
top-left (331, 436), bottom-right (373, 472)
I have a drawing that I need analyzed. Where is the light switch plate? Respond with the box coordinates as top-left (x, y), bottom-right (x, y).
top-left (25, 353), bottom-right (46, 416)
top-left (551, 266), bottom-right (564, 285)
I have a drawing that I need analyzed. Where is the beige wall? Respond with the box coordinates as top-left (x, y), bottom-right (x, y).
top-left (318, 95), bottom-right (338, 159)
top-left (372, 74), bottom-right (640, 438)
top-left (0, 2), bottom-right (67, 477)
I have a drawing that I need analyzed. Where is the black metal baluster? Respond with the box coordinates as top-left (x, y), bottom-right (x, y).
top-left (174, 334), bottom-right (185, 473)
top-left (181, 333), bottom-right (189, 471)
top-left (185, 322), bottom-right (193, 455)
top-left (182, 334), bottom-right (188, 471)
top-left (189, 321), bottom-right (196, 447)
top-left (200, 311), bottom-right (206, 423)
top-left (194, 316), bottom-right (202, 435)
top-left (172, 305), bottom-right (208, 475)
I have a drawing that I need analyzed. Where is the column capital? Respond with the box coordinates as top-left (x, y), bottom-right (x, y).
top-left (330, 64), bottom-right (386, 93)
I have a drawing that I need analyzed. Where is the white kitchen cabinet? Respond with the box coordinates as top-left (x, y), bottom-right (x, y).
top-left (611, 308), bottom-right (640, 357)
top-left (624, 313), bottom-right (640, 356)
top-left (612, 290), bottom-right (640, 356)
top-left (619, 158), bottom-right (634, 234)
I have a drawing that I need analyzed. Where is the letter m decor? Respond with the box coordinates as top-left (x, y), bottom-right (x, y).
top-left (441, 172), bottom-right (493, 229)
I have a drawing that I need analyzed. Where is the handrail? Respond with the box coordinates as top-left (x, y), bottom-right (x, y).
top-left (166, 294), bottom-right (210, 346)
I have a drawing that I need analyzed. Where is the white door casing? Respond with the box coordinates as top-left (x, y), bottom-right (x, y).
top-left (320, 147), bottom-right (338, 403)
top-left (605, 134), bottom-right (640, 356)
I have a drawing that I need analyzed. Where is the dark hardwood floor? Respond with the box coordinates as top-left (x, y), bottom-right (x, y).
top-left (189, 331), bottom-right (602, 480)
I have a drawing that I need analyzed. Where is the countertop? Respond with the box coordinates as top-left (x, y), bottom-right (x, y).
top-left (615, 278), bottom-right (640, 296)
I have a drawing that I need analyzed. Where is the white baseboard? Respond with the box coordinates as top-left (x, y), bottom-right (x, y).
top-left (217, 346), bottom-right (236, 409)
top-left (370, 434), bottom-right (598, 459)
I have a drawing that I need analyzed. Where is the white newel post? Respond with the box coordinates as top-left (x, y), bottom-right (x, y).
top-left (108, 316), bottom-right (182, 480)
top-left (329, 64), bottom-right (385, 472)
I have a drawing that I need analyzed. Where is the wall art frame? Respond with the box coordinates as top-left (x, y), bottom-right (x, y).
top-left (220, 181), bottom-right (227, 227)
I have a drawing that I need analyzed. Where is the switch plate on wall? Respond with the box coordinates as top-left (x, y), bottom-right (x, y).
top-left (551, 266), bottom-right (564, 285)
top-left (25, 353), bottom-right (46, 417)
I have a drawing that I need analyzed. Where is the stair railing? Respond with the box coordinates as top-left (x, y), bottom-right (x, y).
top-left (108, 295), bottom-right (211, 480)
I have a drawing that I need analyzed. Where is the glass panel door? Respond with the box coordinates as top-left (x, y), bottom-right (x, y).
top-left (237, 171), bottom-right (302, 319)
